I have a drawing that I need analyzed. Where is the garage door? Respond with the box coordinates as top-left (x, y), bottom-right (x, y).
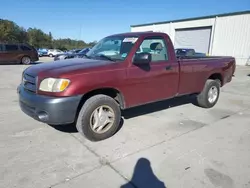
top-left (174, 27), bottom-right (212, 54)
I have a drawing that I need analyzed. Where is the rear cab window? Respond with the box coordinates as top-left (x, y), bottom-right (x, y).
top-left (136, 36), bottom-right (169, 62)
top-left (175, 49), bottom-right (195, 57)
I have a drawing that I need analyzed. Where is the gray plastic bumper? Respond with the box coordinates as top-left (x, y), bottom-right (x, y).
top-left (18, 85), bottom-right (82, 125)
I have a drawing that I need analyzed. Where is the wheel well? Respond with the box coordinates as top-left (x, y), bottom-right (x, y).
top-left (74, 88), bottom-right (125, 123)
top-left (21, 55), bottom-right (30, 58)
top-left (208, 73), bottom-right (223, 86)
top-left (83, 88), bottom-right (124, 105)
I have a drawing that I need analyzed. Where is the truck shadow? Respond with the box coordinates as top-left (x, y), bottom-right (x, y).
top-left (49, 123), bottom-right (78, 133)
top-left (49, 118), bottom-right (124, 134)
top-left (48, 95), bottom-right (197, 134)
top-left (0, 62), bottom-right (42, 65)
top-left (122, 95), bottom-right (197, 119)
top-left (120, 158), bottom-right (167, 188)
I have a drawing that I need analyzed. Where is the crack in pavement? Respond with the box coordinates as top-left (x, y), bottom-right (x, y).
top-left (108, 163), bottom-right (138, 188)
top-left (48, 165), bottom-right (103, 188)
top-left (103, 107), bottom-right (250, 165)
top-left (110, 123), bottom-right (207, 164)
top-left (48, 107), bottom-right (250, 188)
top-left (48, 132), bottom-right (133, 188)
top-left (221, 91), bottom-right (250, 98)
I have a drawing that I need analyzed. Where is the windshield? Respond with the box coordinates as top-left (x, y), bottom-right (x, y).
top-left (86, 36), bottom-right (138, 61)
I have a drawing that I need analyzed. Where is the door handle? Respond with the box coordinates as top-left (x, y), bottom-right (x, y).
top-left (165, 65), bottom-right (172, 70)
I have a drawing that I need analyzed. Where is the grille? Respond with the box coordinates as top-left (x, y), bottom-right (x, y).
top-left (23, 73), bottom-right (37, 93)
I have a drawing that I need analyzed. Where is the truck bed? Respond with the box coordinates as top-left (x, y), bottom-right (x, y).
top-left (178, 55), bottom-right (233, 60)
top-left (176, 55), bottom-right (235, 96)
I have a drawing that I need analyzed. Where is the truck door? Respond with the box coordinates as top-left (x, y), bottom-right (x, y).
top-left (126, 36), bottom-right (179, 107)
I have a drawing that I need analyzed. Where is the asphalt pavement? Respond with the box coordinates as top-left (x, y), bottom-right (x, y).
top-left (1, 58), bottom-right (250, 188)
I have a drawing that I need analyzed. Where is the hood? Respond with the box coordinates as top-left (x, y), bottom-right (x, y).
top-left (25, 58), bottom-right (114, 77)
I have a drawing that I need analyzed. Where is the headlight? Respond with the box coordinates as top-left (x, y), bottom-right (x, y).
top-left (39, 78), bottom-right (70, 92)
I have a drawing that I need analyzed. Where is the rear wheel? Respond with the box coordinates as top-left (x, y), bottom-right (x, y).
top-left (196, 79), bottom-right (220, 108)
top-left (21, 56), bottom-right (31, 65)
top-left (49, 54), bottom-right (53, 57)
top-left (76, 94), bottom-right (121, 141)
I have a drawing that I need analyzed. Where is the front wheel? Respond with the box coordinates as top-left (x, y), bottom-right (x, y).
top-left (76, 94), bottom-right (121, 141)
top-left (21, 56), bottom-right (31, 65)
top-left (196, 79), bottom-right (220, 108)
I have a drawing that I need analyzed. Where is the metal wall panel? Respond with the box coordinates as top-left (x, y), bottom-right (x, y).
top-left (131, 18), bottom-right (215, 53)
top-left (211, 14), bottom-right (250, 65)
top-left (153, 23), bottom-right (173, 41)
top-left (131, 25), bottom-right (154, 32)
top-left (131, 13), bottom-right (250, 65)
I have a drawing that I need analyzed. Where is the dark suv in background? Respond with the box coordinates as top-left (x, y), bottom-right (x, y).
top-left (0, 43), bottom-right (39, 64)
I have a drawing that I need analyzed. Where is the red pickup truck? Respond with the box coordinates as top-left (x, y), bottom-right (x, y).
top-left (18, 32), bottom-right (236, 141)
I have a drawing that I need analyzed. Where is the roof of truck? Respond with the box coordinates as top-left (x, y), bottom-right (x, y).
top-left (107, 31), bottom-right (166, 38)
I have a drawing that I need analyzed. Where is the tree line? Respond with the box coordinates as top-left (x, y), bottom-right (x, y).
top-left (0, 19), bottom-right (97, 50)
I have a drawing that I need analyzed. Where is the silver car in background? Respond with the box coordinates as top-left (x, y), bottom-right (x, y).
top-left (54, 48), bottom-right (91, 61)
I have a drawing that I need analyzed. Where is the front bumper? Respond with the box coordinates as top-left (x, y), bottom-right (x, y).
top-left (18, 85), bottom-right (82, 125)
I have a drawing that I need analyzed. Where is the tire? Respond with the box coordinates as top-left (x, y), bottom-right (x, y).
top-left (76, 94), bottom-right (121, 141)
top-left (49, 54), bottom-right (53, 57)
top-left (21, 56), bottom-right (31, 65)
top-left (196, 79), bottom-right (220, 108)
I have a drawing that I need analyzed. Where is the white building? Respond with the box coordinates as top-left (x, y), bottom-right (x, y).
top-left (131, 11), bottom-right (250, 65)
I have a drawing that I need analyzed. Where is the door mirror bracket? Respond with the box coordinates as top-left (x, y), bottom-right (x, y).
top-left (133, 52), bottom-right (151, 65)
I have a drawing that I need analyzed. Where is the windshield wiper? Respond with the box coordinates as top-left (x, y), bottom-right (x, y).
top-left (95, 54), bottom-right (115, 61)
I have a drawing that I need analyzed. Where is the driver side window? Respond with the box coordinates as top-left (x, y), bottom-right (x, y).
top-left (136, 38), bottom-right (168, 62)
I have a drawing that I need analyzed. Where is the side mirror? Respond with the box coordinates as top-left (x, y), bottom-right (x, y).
top-left (133, 52), bottom-right (151, 65)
